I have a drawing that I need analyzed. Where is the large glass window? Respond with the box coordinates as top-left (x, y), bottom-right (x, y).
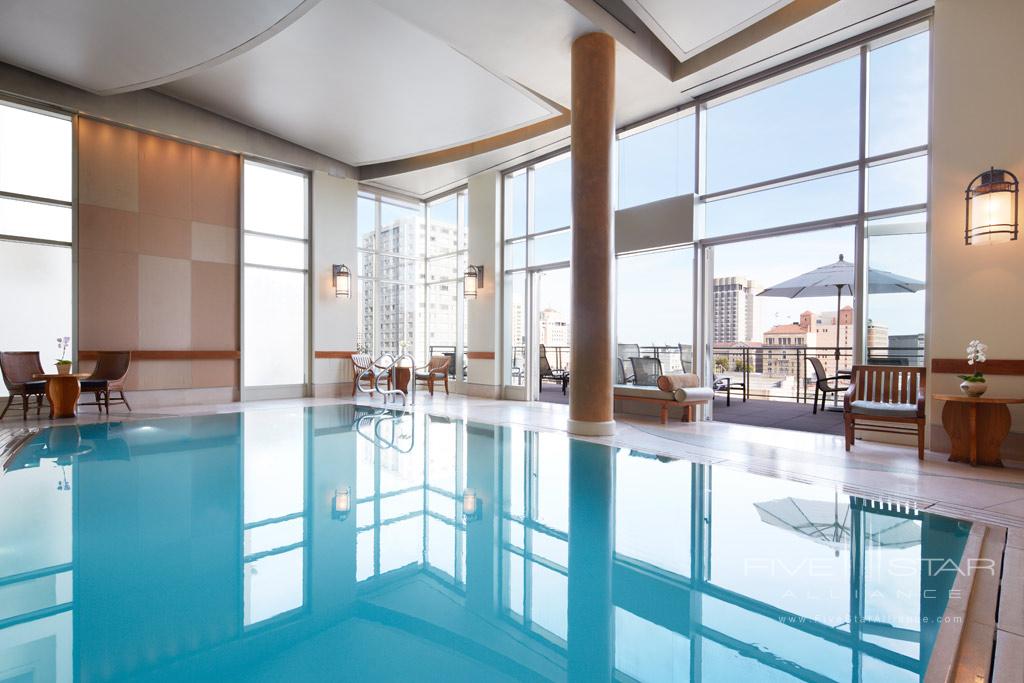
top-left (502, 26), bottom-right (932, 402)
top-left (617, 247), bottom-right (694, 374)
top-left (242, 160), bottom-right (309, 389)
top-left (618, 112), bottom-right (696, 210)
top-left (705, 55), bottom-right (860, 193)
top-left (502, 154), bottom-right (573, 390)
top-left (0, 101), bottom-right (72, 398)
top-left (358, 189), bottom-right (467, 367)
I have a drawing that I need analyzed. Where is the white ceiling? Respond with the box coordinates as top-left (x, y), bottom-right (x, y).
top-left (0, 0), bottom-right (316, 94)
top-left (623, 0), bottom-right (794, 61)
top-left (160, 0), bottom-right (558, 166)
top-left (0, 0), bottom-right (933, 196)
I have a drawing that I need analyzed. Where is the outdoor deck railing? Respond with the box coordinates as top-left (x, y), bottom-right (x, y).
top-left (507, 343), bottom-right (925, 403)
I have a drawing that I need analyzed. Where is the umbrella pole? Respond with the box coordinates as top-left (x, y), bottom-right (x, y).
top-left (826, 285), bottom-right (844, 412)
top-left (835, 284), bottom-right (842, 368)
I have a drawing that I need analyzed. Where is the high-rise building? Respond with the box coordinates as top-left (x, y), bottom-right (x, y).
top-left (713, 277), bottom-right (762, 343)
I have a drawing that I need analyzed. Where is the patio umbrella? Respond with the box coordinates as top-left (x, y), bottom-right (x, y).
top-left (757, 254), bottom-right (925, 366)
top-left (754, 494), bottom-right (921, 556)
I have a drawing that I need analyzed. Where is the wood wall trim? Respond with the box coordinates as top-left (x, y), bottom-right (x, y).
top-left (314, 351), bottom-right (355, 359)
top-left (931, 359), bottom-right (1024, 375)
top-left (79, 350), bottom-right (240, 361)
top-left (466, 351), bottom-right (496, 360)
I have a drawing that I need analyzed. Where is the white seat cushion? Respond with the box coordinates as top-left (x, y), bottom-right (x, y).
top-left (850, 400), bottom-right (919, 418)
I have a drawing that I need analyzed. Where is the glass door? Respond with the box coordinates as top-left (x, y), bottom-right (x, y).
top-left (531, 268), bottom-right (571, 402)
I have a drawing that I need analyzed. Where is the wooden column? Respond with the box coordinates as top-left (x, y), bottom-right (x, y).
top-left (568, 32), bottom-right (616, 436)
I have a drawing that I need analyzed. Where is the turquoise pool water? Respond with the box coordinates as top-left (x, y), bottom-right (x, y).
top-left (0, 405), bottom-right (970, 682)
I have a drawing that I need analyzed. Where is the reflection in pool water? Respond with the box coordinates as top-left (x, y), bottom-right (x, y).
top-left (0, 406), bottom-right (970, 682)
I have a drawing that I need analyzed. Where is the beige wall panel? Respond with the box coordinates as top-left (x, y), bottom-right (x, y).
top-left (78, 204), bottom-right (139, 254)
top-left (78, 118), bottom-right (138, 212)
top-left (190, 359), bottom-right (238, 388)
top-left (191, 222), bottom-right (238, 264)
top-left (77, 248), bottom-right (139, 349)
top-left (191, 261), bottom-right (239, 350)
top-left (138, 134), bottom-right (192, 220)
top-left (138, 212), bottom-right (191, 259)
top-left (191, 147), bottom-right (240, 227)
top-left (131, 359), bottom-right (192, 390)
top-left (138, 255), bottom-right (191, 350)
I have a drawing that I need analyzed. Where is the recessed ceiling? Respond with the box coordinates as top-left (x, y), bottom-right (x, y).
top-left (623, 0), bottom-right (794, 61)
top-left (160, 0), bottom-right (558, 166)
top-left (0, 0), bottom-right (316, 94)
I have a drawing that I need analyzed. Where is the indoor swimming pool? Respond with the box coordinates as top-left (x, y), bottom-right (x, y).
top-left (0, 405), bottom-right (973, 682)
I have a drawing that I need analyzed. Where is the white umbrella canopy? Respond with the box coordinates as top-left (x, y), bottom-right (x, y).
top-left (757, 254), bottom-right (925, 298)
top-left (757, 254), bottom-right (925, 364)
top-left (754, 495), bottom-right (921, 556)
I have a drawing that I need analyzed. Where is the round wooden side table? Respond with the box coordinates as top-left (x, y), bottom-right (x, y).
top-left (33, 373), bottom-right (91, 419)
top-left (933, 394), bottom-right (1024, 467)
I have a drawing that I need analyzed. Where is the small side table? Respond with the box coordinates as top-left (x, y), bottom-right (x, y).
top-left (33, 373), bottom-right (91, 419)
top-left (933, 394), bottom-right (1024, 467)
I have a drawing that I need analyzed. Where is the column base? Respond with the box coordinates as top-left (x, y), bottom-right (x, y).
top-left (567, 419), bottom-right (616, 437)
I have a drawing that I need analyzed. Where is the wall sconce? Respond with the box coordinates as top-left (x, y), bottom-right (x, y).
top-left (462, 488), bottom-right (482, 522)
top-left (332, 486), bottom-right (351, 521)
top-left (464, 265), bottom-right (484, 299)
top-left (333, 264), bottom-right (351, 298)
top-left (966, 168), bottom-right (1018, 245)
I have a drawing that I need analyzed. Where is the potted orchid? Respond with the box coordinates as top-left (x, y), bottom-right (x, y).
top-left (55, 336), bottom-right (72, 375)
top-left (959, 339), bottom-right (988, 397)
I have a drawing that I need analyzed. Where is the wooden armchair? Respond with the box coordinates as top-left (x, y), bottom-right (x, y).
top-left (415, 355), bottom-right (451, 396)
top-left (843, 365), bottom-right (926, 459)
top-left (0, 352), bottom-right (46, 420)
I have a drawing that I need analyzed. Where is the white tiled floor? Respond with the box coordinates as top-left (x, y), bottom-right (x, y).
top-left (5, 391), bottom-right (1023, 528)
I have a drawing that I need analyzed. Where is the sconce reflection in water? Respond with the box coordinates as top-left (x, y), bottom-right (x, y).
top-left (462, 488), bottom-right (482, 522)
top-left (332, 486), bottom-right (351, 521)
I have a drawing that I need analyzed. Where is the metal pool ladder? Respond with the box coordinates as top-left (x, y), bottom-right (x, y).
top-left (354, 352), bottom-right (416, 406)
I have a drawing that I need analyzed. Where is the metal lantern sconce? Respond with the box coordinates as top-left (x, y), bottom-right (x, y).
top-left (332, 486), bottom-right (351, 521)
top-left (464, 265), bottom-right (484, 299)
top-left (462, 488), bottom-right (482, 522)
top-left (965, 168), bottom-right (1018, 245)
top-left (333, 264), bottom-right (351, 298)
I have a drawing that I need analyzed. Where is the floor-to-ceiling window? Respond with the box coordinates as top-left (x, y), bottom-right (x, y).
top-left (357, 187), bottom-right (468, 378)
top-left (0, 100), bottom-right (72, 396)
top-left (501, 153), bottom-right (572, 398)
top-left (425, 189), bottom-right (468, 380)
top-left (700, 26), bottom-right (929, 407)
top-left (242, 160), bottom-right (309, 394)
top-left (616, 247), bottom-right (695, 378)
top-left (500, 23), bottom-right (931, 415)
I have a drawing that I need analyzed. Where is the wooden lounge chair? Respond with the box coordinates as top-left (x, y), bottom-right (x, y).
top-left (351, 353), bottom-right (373, 396)
top-left (844, 365), bottom-right (926, 459)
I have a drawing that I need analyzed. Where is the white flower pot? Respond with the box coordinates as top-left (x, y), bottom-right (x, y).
top-left (960, 379), bottom-right (987, 397)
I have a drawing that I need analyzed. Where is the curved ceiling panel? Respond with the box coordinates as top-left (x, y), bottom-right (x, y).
top-left (0, 0), bottom-right (317, 94)
top-left (161, 0), bottom-right (557, 165)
